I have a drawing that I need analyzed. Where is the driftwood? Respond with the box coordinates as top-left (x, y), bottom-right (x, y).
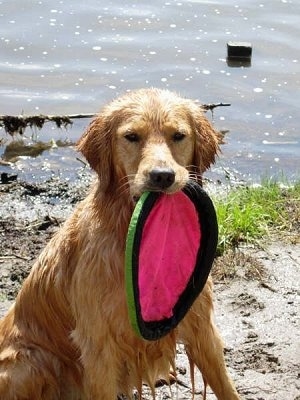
top-left (0, 104), bottom-right (230, 136)
top-left (0, 114), bottom-right (95, 136)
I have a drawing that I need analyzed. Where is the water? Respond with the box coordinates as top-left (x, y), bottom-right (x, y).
top-left (0, 0), bottom-right (299, 183)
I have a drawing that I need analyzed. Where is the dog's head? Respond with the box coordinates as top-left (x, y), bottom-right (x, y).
top-left (77, 88), bottom-right (221, 199)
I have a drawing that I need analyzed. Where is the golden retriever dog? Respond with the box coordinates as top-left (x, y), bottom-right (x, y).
top-left (0, 88), bottom-right (240, 399)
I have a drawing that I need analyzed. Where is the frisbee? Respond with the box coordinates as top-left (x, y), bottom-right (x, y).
top-left (125, 180), bottom-right (218, 341)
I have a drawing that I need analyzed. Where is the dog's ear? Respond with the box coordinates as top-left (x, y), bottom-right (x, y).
top-left (192, 107), bottom-right (222, 176)
top-left (77, 115), bottom-right (114, 191)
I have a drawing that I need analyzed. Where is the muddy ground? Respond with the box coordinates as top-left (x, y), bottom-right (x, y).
top-left (0, 175), bottom-right (299, 400)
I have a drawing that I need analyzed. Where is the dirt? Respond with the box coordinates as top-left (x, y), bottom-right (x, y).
top-left (0, 176), bottom-right (299, 400)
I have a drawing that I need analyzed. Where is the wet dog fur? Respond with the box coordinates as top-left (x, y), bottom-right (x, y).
top-left (0, 88), bottom-right (240, 399)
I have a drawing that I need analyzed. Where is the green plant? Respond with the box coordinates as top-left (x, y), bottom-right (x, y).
top-left (213, 180), bottom-right (299, 254)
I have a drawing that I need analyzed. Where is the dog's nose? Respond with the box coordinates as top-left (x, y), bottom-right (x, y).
top-left (149, 168), bottom-right (175, 189)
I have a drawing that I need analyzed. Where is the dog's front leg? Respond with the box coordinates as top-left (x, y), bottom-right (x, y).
top-left (80, 341), bottom-right (119, 400)
top-left (178, 279), bottom-right (240, 400)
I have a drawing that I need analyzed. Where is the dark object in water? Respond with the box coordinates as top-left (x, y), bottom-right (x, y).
top-left (227, 41), bottom-right (252, 67)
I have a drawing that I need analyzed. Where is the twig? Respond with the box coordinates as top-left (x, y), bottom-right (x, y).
top-left (201, 103), bottom-right (231, 111)
top-left (0, 254), bottom-right (31, 261)
top-left (259, 281), bottom-right (277, 293)
top-left (76, 157), bottom-right (88, 167)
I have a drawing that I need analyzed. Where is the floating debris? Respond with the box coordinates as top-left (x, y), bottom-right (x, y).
top-left (0, 113), bottom-right (95, 136)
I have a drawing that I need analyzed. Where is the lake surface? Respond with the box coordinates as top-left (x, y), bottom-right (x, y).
top-left (0, 0), bottom-right (299, 183)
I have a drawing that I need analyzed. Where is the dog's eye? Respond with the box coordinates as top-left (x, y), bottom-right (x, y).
top-left (172, 131), bottom-right (186, 142)
top-left (124, 132), bottom-right (140, 143)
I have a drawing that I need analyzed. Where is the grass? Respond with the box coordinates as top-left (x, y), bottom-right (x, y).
top-left (213, 180), bottom-right (300, 255)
